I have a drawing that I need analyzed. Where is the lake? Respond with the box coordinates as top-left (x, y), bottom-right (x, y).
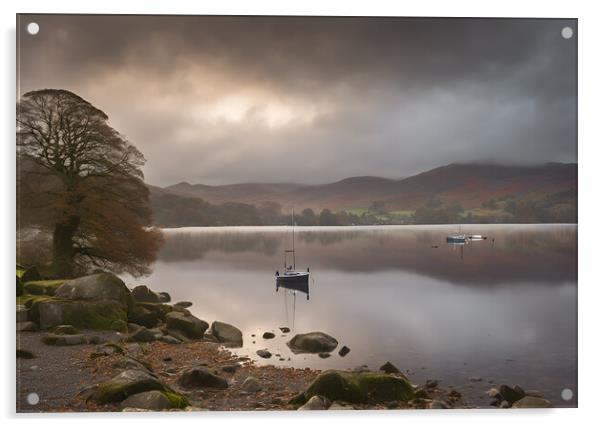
top-left (133, 224), bottom-right (577, 407)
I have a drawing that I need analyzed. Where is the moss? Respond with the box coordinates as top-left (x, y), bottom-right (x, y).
top-left (60, 300), bottom-right (128, 330)
top-left (110, 319), bottom-right (128, 332)
top-left (300, 370), bottom-right (415, 405)
top-left (89, 371), bottom-right (170, 404)
top-left (23, 280), bottom-right (66, 296)
top-left (163, 391), bottom-right (189, 409)
top-left (16, 266), bottom-right (26, 278)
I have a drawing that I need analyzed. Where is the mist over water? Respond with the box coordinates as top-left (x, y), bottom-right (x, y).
top-left (133, 224), bottom-right (577, 407)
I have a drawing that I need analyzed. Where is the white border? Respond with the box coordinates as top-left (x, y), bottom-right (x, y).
top-left (2, 1), bottom-right (601, 427)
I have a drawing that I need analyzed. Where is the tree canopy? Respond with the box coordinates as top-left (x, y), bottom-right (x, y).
top-left (17, 89), bottom-right (163, 277)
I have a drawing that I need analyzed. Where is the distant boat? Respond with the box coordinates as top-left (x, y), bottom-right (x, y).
top-left (276, 208), bottom-right (310, 300)
top-left (467, 234), bottom-right (486, 241)
top-left (447, 224), bottom-right (467, 243)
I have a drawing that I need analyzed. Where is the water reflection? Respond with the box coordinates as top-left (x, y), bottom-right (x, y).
top-left (136, 225), bottom-right (576, 407)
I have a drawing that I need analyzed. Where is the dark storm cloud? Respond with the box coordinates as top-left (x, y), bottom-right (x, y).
top-left (17, 15), bottom-right (577, 185)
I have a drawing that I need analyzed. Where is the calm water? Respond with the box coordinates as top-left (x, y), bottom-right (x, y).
top-left (133, 224), bottom-right (577, 407)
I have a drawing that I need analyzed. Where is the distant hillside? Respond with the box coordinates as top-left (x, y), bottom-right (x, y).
top-left (150, 163), bottom-right (577, 226)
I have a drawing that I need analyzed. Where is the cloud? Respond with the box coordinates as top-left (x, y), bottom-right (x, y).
top-left (17, 15), bottom-right (577, 185)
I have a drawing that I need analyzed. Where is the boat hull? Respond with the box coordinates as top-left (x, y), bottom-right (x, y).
top-left (276, 273), bottom-right (310, 296)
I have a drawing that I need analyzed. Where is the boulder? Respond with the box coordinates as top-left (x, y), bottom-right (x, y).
top-left (211, 321), bottom-right (243, 347)
top-left (128, 327), bottom-right (157, 342)
top-left (16, 305), bottom-right (29, 322)
top-left (128, 305), bottom-right (161, 328)
top-left (34, 299), bottom-right (128, 330)
top-left (166, 329), bottom-right (190, 343)
top-left (16, 321), bottom-right (38, 332)
top-left (160, 335), bottom-right (182, 345)
top-left (17, 349), bottom-right (36, 359)
top-left (499, 384), bottom-right (526, 404)
top-left (119, 390), bottom-right (188, 411)
top-left (52, 324), bottom-right (79, 335)
top-left (287, 332), bottom-right (338, 354)
top-left (131, 285), bottom-right (160, 303)
top-left (512, 396), bottom-right (552, 408)
top-left (23, 280), bottom-right (66, 296)
top-left (174, 301), bottom-right (193, 308)
top-left (256, 349), bottom-right (272, 359)
top-left (55, 273), bottom-right (132, 308)
top-left (291, 370), bottom-right (415, 405)
top-left (379, 361), bottom-right (401, 374)
top-left (177, 366), bottom-right (228, 389)
top-left (91, 343), bottom-right (125, 358)
top-left (298, 395), bottom-right (329, 410)
top-left (89, 369), bottom-right (170, 403)
top-left (42, 333), bottom-right (87, 346)
top-left (112, 356), bottom-right (152, 373)
top-left (165, 311), bottom-right (208, 339)
top-left (240, 376), bottom-right (262, 393)
top-left (157, 292), bottom-right (171, 303)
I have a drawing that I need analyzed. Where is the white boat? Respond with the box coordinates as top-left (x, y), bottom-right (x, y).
top-left (447, 225), bottom-right (467, 243)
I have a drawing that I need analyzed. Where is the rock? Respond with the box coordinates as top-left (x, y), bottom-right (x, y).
top-left (120, 390), bottom-right (187, 410)
top-left (292, 370), bottom-right (415, 405)
top-left (166, 329), bottom-right (190, 343)
top-left (165, 311), bottom-right (208, 339)
top-left (55, 273), bottom-right (132, 307)
top-left (157, 292), bottom-right (171, 303)
top-left (110, 319), bottom-right (128, 332)
top-left (221, 364), bottom-right (238, 373)
top-left (16, 305), bottom-right (29, 322)
top-left (91, 343), bottom-right (125, 358)
top-left (16, 349), bottom-right (36, 359)
top-left (256, 349), bottom-right (272, 359)
top-left (262, 331), bottom-right (276, 339)
top-left (211, 321), bottom-right (243, 346)
top-left (241, 376), bottom-right (262, 393)
top-left (468, 376), bottom-right (482, 382)
top-left (203, 331), bottom-right (219, 343)
top-left (128, 323), bottom-right (142, 332)
top-left (379, 361), bottom-right (401, 374)
top-left (500, 400), bottom-right (511, 408)
top-left (171, 305), bottom-right (191, 315)
top-left (87, 335), bottom-right (106, 345)
top-left (34, 298), bottom-right (128, 330)
top-left (318, 353), bottom-right (331, 359)
top-left (525, 390), bottom-right (544, 398)
top-left (148, 327), bottom-right (164, 338)
top-left (17, 321), bottom-right (38, 332)
top-left (131, 285), bottom-right (160, 303)
top-left (21, 266), bottom-right (42, 283)
top-left (298, 395), bottom-right (329, 410)
top-left (338, 345), bottom-right (350, 357)
top-left (512, 396), bottom-right (552, 408)
top-left (429, 399), bottom-right (452, 409)
top-left (499, 384), bottom-right (526, 404)
top-left (174, 301), bottom-right (193, 308)
top-left (487, 388), bottom-right (501, 398)
top-left (121, 408), bottom-right (151, 412)
top-left (128, 327), bottom-right (157, 343)
top-left (127, 305), bottom-right (161, 328)
top-left (279, 327), bottom-right (290, 333)
top-left (160, 335), bottom-right (182, 345)
top-left (287, 332), bottom-right (338, 354)
top-left (112, 356), bottom-right (152, 373)
top-left (425, 379), bottom-right (439, 389)
top-left (52, 324), bottom-right (79, 335)
top-left (178, 366), bottom-right (228, 389)
top-left (329, 402), bottom-right (354, 410)
top-left (23, 280), bottom-right (66, 296)
top-left (89, 369), bottom-right (170, 403)
top-left (41, 333), bottom-right (87, 346)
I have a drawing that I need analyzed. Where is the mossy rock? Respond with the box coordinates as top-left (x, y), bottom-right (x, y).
top-left (296, 370), bottom-right (415, 405)
top-left (135, 302), bottom-right (173, 322)
top-left (165, 311), bottom-right (208, 339)
top-left (89, 369), bottom-right (172, 404)
top-left (163, 391), bottom-right (189, 409)
top-left (32, 298), bottom-right (128, 330)
top-left (23, 280), bottom-right (66, 296)
top-left (128, 305), bottom-right (161, 328)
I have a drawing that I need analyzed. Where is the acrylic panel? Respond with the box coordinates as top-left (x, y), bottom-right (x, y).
top-left (16, 15), bottom-right (577, 412)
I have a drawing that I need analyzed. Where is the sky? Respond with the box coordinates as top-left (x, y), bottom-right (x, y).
top-left (18, 15), bottom-right (577, 186)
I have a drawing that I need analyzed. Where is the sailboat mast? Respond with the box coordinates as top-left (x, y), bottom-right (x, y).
top-left (292, 207), bottom-right (296, 270)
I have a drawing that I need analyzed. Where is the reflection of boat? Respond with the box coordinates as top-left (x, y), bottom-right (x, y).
top-left (446, 234), bottom-right (467, 243)
top-left (276, 208), bottom-right (310, 300)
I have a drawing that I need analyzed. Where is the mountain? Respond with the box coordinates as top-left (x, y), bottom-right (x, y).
top-left (156, 163), bottom-right (576, 211)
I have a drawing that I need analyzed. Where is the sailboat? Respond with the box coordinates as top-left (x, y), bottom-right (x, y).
top-left (275, 208), bottom-right (310, 300)
top-left (446, 224), bottom-right (467, 244)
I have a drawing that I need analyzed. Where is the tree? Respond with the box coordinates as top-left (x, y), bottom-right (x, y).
top-left (298, 208), bottom-right (317, 226)
top-left (17, 89), bottom-right (163, 277)
top-left (318, 209), bottom-right (339, 226)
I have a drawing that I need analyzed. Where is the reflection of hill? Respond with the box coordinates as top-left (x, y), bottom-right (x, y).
top-left (158, 226), bottom-right (576, 286)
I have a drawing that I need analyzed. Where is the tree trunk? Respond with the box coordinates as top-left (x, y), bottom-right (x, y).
top-left (52, 216), bottom-right (80, 277)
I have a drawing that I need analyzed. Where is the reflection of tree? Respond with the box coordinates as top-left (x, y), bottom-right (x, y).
top-left (160, 231), bottom-right (280, 261)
